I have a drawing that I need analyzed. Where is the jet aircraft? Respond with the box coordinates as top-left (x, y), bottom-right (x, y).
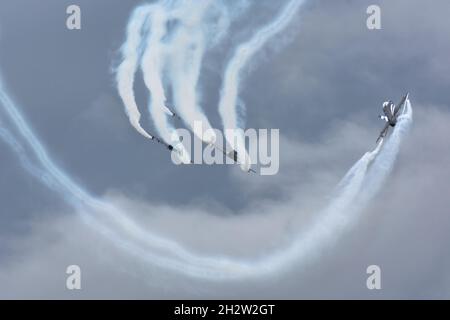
top-left (376, 93), bottom-right (409, 143)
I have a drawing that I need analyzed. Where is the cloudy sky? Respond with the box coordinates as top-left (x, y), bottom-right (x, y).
top-left (0, 0), bottom-right (449, 299)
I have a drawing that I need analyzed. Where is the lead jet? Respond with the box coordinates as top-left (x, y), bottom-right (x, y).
top-left (376, 93), bottom-right (409, 143)
top-left (163, 103), bottom-right (182, 120)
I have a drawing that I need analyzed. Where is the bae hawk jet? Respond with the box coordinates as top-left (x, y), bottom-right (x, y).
top-left (213, 145), bottom-right (257, 174)
top-left (376, 93), bottom-right (409, 143)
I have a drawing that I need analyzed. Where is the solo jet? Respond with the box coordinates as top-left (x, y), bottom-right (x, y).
top-left (163, 103), bottom-right (182, 120)
top-left (151, 135), bottom-right (175, 152)
top-left (151, 135), bottom-right (193, 164)
top-left (213, 145), bottom-right (257, 174)
top-left (145, 125), bottom-right (187, 160)
top-left (376, 93), bottom-right (409, 143)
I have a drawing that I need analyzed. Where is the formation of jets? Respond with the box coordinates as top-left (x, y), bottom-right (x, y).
top-left (376, 93), bottom-right (409, 143)
top-left (148, 104), bottom-right (256, 173)
top-left (145, 93), bottom-right (410, 172)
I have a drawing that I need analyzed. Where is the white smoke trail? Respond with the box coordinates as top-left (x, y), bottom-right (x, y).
top-left (116, 5), bottom-right (154, 140)
top-left (0, 126), bottom-right (56, 190)
top-left (0, 72), bottom-right (412, 280)
top-left (218, 0), bottom-right (307, 171)
top-left (250, 102), bottom-right (413, 274)
top-left (166, 0), bottom-right (219, 144)
top-left (356, 99), bottom-right (413, 208)
top-left (140, 6), bottom-right (173, 141)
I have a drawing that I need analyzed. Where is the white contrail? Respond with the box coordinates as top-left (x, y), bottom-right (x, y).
top-left (218, 0), bottom-right (307, 171)
top-left (116, 5), bottom-right (154, 140)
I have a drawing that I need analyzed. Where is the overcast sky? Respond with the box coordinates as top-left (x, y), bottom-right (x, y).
top-left (0, 0), bottom-right (449, 299)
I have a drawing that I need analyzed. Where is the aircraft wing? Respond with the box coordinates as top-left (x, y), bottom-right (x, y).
top-left (376, 122), bottom-right (390, 143)
top-left (394, 93), bottom-right (409, 117)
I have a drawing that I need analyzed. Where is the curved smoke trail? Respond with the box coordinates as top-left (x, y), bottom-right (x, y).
top-left (218, 0), bottom-right (307, 171)
top-left (0, 70), bottom-right (412, 279)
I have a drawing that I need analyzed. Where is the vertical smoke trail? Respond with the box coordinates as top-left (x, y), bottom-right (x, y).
top-left (0, 81), bottom-right (196, 263)
top-left (138, 5), bottom-right (193, 164)
top-left (116, 5), bottom-right (154, 140)
top-left (356, 99), bottom-right (413, 208)
top-left (218, 0), bottom-right (307, 171)
top-left (140, 5), bottom-right (170, 138)
top-left (166, 0), bottom-right (219, 144)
